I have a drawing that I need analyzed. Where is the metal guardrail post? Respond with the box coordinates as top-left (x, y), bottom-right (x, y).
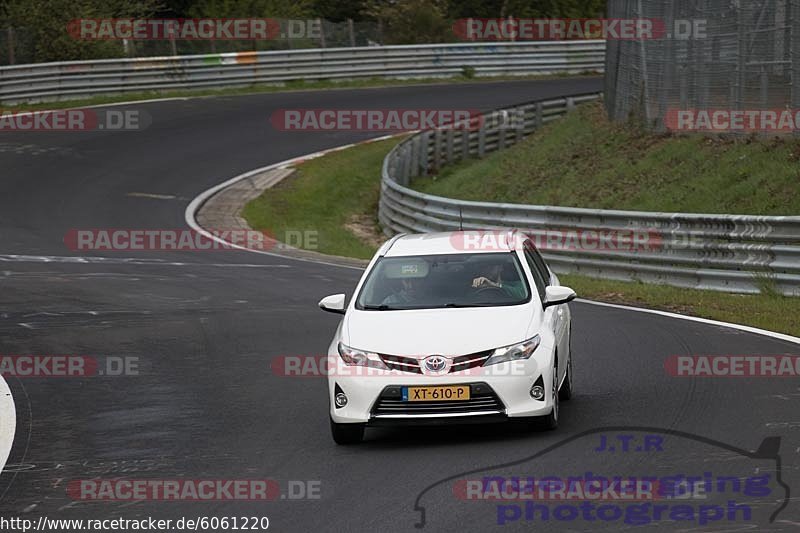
top-left (497, 112), bottom-right (507, 149)
top-left (461, 129), bottom-right (470, 160)
top-left (6, 27), bottom-right (14, 66)
top-left (318, 18), bottom-right (326, 48)
top-left (477, 126), bottom-right (486, 157)
top-left (445, 128), bottom-right (454, 162)
top-left (433, 129), bottom-right (443, 171)
top-left (419, 133), bottom-right (429, 176)
top-left (409, 136), bottom-right (419, 178)
top-left (348, 19), bottom-right (356, 48)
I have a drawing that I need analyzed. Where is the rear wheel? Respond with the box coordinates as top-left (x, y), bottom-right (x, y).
top-left (330, 418), bottom-right (365, 445)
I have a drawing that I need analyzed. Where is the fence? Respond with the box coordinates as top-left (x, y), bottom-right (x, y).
top-left (378, 93), bottom-right (800, 296)
top-left (605, 0), bottom-right (800, 131)
top-left (0, 41), bottom-right (605, 104)
top-left (0, 20), bottom-right (384, 67)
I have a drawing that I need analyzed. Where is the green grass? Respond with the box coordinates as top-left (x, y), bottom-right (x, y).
top-left (240, 110), bottom-right (800, 338)
top-left (242, 138), bottom-right (402, 260)
top-left (0, 72), bottom-right (597, 111)
top-left (413, 102), bottom-right (800, 215)
top-left (559, 274), bottom-right (800, 337)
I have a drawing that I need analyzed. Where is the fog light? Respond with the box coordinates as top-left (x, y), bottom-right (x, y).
top-left (334, 392), bottom-right (348, 408)
top-left (530, 385), bottom-right (545, 400)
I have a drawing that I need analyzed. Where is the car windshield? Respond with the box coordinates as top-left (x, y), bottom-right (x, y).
top-left (355, 252), bottom-right (530, 310)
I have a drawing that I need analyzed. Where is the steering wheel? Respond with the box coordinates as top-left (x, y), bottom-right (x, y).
top-left (474, 285), bottom-right (505, 295)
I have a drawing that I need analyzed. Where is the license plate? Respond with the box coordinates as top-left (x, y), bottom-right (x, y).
top-left (402, 385), bottom-right (470, 402)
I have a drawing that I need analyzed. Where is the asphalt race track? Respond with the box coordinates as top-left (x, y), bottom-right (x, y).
top-left (1, 77), bottom-right (799, 531)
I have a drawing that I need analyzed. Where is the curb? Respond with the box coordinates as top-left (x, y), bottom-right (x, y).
top-left (187, 134), bottom-right (406, 270)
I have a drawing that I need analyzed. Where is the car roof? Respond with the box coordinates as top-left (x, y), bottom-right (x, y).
top-left (382, 231), bottom-right (525, 257)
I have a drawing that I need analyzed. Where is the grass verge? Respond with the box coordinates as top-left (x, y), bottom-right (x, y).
top-left (413, 101), bottom-right (800, 215)
top-left (0, 73), bottom-right (598, 111)
top-left (241, 122), bottom-right (800, 338)
top-left (242, 138), bottom-right (402, 260)
top-left (558, 274), bottom-right (800, 338)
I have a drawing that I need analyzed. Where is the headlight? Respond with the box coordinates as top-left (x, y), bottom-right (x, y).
top-left (484, 335), bottom-right (541, 367)
top-left (337, 343), bottom-right (388, 369)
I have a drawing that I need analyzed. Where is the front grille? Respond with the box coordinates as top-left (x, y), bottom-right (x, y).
top-left (381, 354), bottom-right (423, 374)
top-left (370, 383), bottom-right (505, 417)
top-left (450, 350), bottom-right (493, 372)
top-left (379, 349), bottom-right (494, 374)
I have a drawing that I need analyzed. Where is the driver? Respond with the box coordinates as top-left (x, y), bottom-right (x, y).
top-left (471, 263), bottom-right (526, 299)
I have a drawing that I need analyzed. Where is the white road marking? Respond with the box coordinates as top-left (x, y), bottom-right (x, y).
top-left (126, 192), bottom-right (177, 200)
top-left (0, 372), bottom-right (16, 475)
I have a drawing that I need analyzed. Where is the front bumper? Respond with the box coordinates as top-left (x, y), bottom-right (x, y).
top-left (328, 357), bottom-right (555, 424)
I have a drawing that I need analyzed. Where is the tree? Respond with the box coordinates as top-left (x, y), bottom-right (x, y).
top-left (1, 0), bottom-right (163, 62)
top-left (363, 0), bottom-right (452, 44)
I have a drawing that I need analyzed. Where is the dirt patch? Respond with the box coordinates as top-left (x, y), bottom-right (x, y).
top-left (593, 292), bottom-right (695, 315)
top-left (344, 214), bottom-right (385, 249)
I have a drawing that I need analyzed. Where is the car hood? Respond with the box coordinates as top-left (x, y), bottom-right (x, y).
top-left (344, 305), bottom-right (536, 357)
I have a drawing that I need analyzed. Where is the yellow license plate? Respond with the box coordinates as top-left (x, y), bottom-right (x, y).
top-left (403, 385), bottom-right (471, 402)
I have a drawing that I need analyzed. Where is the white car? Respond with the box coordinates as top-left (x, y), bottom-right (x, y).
top-left (318, 230), bottom-right (575, 444)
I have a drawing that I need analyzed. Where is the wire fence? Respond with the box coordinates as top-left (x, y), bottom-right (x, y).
top-left (0, 19), bottom-right (384, 66)
top-left (605, 0), bottom-right (800, 131)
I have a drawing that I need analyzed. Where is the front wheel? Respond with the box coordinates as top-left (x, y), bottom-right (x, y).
top-left (528, 365), bottom-right (559, 431)
top-left (330, 418), bottom-right (365, 445)
top-left (559, 353), bottom-right (573, 401)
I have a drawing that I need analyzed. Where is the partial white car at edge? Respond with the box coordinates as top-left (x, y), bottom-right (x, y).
top-left (318, 230), bottom-right (575, 444)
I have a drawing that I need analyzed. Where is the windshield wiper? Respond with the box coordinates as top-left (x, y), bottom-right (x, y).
top-left (361, 304), bottom-right (395, 311)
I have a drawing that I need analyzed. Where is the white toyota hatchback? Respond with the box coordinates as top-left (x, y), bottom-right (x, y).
top-left (318, 230), bottom-right (575, 444)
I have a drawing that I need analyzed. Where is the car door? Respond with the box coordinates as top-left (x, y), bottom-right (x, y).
top-left (523, 240), bottom-right (569, 385)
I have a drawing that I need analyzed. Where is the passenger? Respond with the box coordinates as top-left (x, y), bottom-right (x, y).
top-left (381, 277), bottom-right (421, 306)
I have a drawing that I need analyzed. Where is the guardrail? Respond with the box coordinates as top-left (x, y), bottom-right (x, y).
top-left (378, 93), bottom-right (800, 296)
top-left (0, 41), bottom-right (605, 104)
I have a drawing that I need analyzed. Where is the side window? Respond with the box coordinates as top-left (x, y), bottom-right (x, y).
top-left (523, 249), bottom-right (547, 302)
top-left (528, 245), bottom-right (552, 285)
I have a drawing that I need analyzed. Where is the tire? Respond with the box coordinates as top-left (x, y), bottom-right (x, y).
top-left (559, 352), bottom-right (573, 401)
top-left (532, 365), bottom-right (559, 431)
top-left (330, 418), bottom-right (365, 445)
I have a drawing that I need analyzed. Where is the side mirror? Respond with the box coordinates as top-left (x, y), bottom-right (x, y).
top-left (319, 294), bottom-right (346, 315)
top-left (543, 286), bottom-right (576, 309)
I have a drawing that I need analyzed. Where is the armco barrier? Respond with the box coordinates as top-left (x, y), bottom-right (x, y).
top-left (0, 41), bottom-right (605, 104)
top-left (378, 93), bottom-right (800, 296)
